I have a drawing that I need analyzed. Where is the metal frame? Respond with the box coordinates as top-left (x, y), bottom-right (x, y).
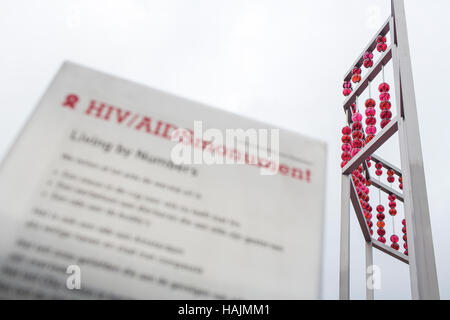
top-left (339, 0), bottom-right (439, 300)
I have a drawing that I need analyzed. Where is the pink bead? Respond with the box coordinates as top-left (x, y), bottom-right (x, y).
top-left (352, 112), bottom-right (362, 122)
top-left (343, 88), bottom-right (352, 96)
top-left (363, 51), bottom-right (374, 59)
top-left (352, 139), bottom-right (363, 149)
top-left (379, 92), bottom-right (390, 101)
top-left (390, 235), bottom-right (399, 243)
top-left (342, 143), bottom-right (352, 152)
top-left (378, 83), bottom-right (390, 92)
top-left (365, 107), bottom-right (376, 117)
top-left (365, 125), bottom-right (377, 135)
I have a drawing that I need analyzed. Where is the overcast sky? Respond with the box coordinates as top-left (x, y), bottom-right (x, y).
top-left (1, 0), bottom-right (449, 299)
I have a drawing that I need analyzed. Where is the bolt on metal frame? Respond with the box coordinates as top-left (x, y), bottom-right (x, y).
top-left (339, 0), bottom-right (439, 300)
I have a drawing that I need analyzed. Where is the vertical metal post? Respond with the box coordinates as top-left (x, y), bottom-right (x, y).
top-left (365, 242), bottom-right (374, 300)
top-left (390, 0), bottom-right (440, 299)
top-left (340, 174), bottom-right (351, 299)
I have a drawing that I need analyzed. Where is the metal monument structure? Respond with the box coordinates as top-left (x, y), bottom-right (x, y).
top-left (339, 0), bottom-right (439, 299)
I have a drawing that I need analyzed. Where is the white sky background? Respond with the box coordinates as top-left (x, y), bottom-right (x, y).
top-left (1, 0), bottom-right (449, 299)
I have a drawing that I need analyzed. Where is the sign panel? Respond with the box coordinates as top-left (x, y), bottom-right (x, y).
top-left (0, 62), bottom-right (326, 299)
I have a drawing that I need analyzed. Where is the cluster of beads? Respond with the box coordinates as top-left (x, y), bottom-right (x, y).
top-left (387, 168), bottom-right (395, 184)
top-left (351, 112), bottom-right (364, 157)
top-left (379, 82), bottom-right (392, 128)
top-left (343, 81), bottom-right (352, 96)
top-left (341, 126), bottom-right (352, 168)
top-left (402, 219), bottom-right (408, 255)
top-left (375, 162), bottom-right (383, 176)
top-left (376, 204), bottom-right (386, 242)
top-left (353, 167), bottom-right (373, 235)
top-left (363, 51), bottom-right (374, 68)
top-left (388, 193), bottom-right (399, 250)
top-left (364, 98), bottom-right (377, 142)
top-left (352, 67), bottom-right (361, 84)
top-left (377, 35), bottom-right (387, 52)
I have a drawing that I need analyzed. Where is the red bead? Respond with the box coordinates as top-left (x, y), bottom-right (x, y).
top-left (399, 183), bottom-right (403, 190)
top-left (377, 228), bottom-right (386, 236)
top-left (376, 205), bottom-right (385, 213)
top-left (378, 236), bottom-right (386, 243)
top-left (352, 139), bottom-right (363, 149)
top-left (352, 131), bottom-right (363, 140)
top-left (341, 152), bottom-right (352, 161)
top-left (377, 35), bottom-right (387, 43)
top-left (379, 92), bottom-right (391, 101)
top-left (380, 101), bottom-right (392, 110)
top-left (378, 83), bottom-right (390, 92)
top-left (380, 110), bottom-right (392, 119)
top-left (389, 208), bottom-right (397, 216)
top-left (391, 243), bottom-right (400, 250)
top-left (387, 169), bottom-right (395, 176)
top-left (377, 221), bottom-right (385, 228)
top-left (404, 250), bottom-right (408, 256)
top-left (363, 59), bottom-right (373, 68)
top-left (365, 99), bottom-right (376, 108)
top-left (380, 119), bottom-right (391, 129)
top-left (403, 234), bottom-right (407, 241)
top-left (375, 163), bottom-right (382, 169)
top-left (389, 194), bottom-right (397, 201)
top-left (375, 169), bottom-right (382, 176)
top-left (390, 235), bottom-right (399, 243)
top-left (352, 122), bottom-right (363, 131)
top-left (343, 88), bottom-right (352, 96)
top-left (402, 219), bottom-right (406, 226)
top-left (402, 226), bottom-right (406, 233)
top-left (377, 43), bottom-right (387, 52)
top-left (341, 161), bottom-right (347, 168)
top-left (342, 135), bottom-right (351, 143)
top-left (352, 67), bottom-right (361, 75)
top-left (364, 116), bottom-right (375, 126)
top-left (404, 243), bottom-right (408, 249)
top-left (377, 213), bottom-right (385, 221)
top-left (352, 74), bottom-right (361, 83)
top-left (387, 176), bottom-right (395, 183)
top-left (389, 201), bottom-right (397, 208)
top-left (342, 126), bottom-right (352, 135)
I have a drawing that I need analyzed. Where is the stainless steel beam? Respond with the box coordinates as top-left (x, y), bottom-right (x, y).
top-left (343, 47), bottom-right (393, 112)
top-left (342, 117), bottom-right (399, 175)
top-left (372, 239), bottom-right (409, 264)
top-left (365, 242), bottom-right (374, 300)
top-left (369, 178), bottom-right (404, 202)
top-left (340, 174), bottom-right (351, 300)
top-left (391, 0), bottom-right (440, 299)
top-left (350, 179), bottom-right (372, 242)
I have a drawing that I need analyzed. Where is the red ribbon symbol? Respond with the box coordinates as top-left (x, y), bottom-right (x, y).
top-left (62, 94), bottom-right (79, 109)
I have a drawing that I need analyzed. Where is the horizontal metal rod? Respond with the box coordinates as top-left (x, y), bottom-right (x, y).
top-left (350, 179), bottom-right (372, 242)
top-left (343, 117), bottom-right (399, 175)
top-left (372, 239), bottom-right (409, 264)
top-left (369, 178), bottom-right (404, 202)
top-left (343, 47), bottom-right (393, 112)
top-left (343, 16), bottom-right (391, 81)
top-left (370, 153), bottom-right (402, 176)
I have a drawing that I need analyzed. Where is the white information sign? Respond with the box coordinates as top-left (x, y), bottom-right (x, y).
top-left (0, 62), bottom-right (326, 299)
